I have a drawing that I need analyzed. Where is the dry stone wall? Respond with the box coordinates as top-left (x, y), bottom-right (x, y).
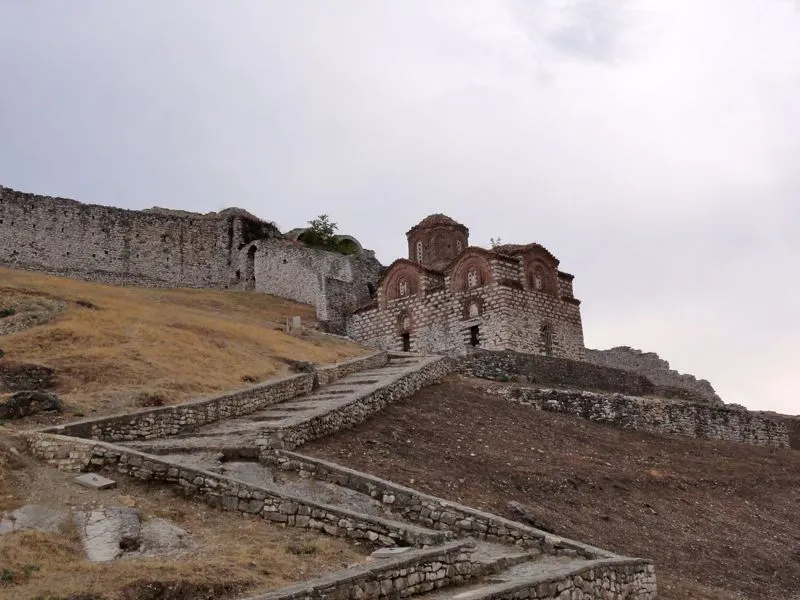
top-left (40, 352), bottom-right (386, 442)
top-left (487, 386), bottom-right (789, 448)
top-left (463, 559), bottom-right (656, 600)
top-left (259, 356), bottom-right (455, 451)
top-left (585, 347), bottom-right (722, 405)
top-left (270, 451), bottom-right (616, 560)
top-left (246, 541), bottom-right (479, 600)
top-left (21, 432), bottom-right (448, 548)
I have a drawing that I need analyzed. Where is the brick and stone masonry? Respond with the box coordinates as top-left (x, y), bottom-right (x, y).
top-left (347, 215), bottom-right (585, 359)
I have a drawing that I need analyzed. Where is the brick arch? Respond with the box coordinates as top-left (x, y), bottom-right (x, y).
top-left (462, 296), bottom-right (484, 319)
top-left (526, 259), bottom-right (557, 295)
top-left (449, 252), bottom-right (492, 293)
top-left (397, 310), bottom-right (413, 333)
top-left (382, 264), bottom-right (421, 303)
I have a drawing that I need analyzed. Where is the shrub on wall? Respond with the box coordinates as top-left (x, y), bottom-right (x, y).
top-left (299, 215), bottom-right (359, 256)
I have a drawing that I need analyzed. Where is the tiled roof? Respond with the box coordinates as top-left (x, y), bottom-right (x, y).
top-left (407, 214), bottom-right (468, 234)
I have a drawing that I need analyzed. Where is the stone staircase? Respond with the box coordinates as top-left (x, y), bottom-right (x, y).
top-left (124, 352), bottom-right (446, 456)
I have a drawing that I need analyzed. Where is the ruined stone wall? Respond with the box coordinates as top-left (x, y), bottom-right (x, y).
top-left (459, 349), bottom-right (656, 396)
top-left (585, 346), bottom-right (722, 404)
top-left (0, 186), bottom-right (242, 287)
top-left (22, 432), bottom-right (448, 548)
top-left (254, 240), bottom-right (383, 329)
top-left (486, 386), bottom-right (790, 448)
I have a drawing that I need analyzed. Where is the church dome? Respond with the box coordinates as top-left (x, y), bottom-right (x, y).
top-left (406, 214), bottom-right (468, 235)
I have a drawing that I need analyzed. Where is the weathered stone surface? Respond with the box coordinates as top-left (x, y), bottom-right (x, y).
top-left (0, 362), bottom-right (56, 393)
top-left (74, 507), bottom-right (141, 562)
top-left (0, 390), bottom-right (61, 419)
top-left (139, 518), bottom-right (189, 553)
top-left (0, 504), bottom-right (68, 535)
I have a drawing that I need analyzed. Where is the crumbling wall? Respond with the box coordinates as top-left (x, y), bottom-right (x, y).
top-left (585, 347), bottom-right (722, 404)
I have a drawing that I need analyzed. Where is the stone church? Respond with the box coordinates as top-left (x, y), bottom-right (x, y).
top-left (346, 215), bottom-right (585, 359)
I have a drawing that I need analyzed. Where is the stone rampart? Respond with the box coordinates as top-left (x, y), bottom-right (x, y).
top-left (245, 541), bottom-right (479, 600)
top-left (0, 185), bottom-right (280, 289)
top-left (254, 240), bottom-right (383, 333)
top-left (269, 451), bottom-right (616, 560)
top-left (40, 352), bottom-right (385, 442)
top-left (259, 356), bottom-right (456, 451)
top-left (585, 346), bottom-right (722, 404)
top-left (459, 349), bottom-right (655, 397)
top-left (20, 432), bottom-right (448, 548)
top-left (486, 386), bottom-right (789, 448)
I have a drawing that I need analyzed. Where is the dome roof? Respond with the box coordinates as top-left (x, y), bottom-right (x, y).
top-left (406, 213), bottom-right (468, 235)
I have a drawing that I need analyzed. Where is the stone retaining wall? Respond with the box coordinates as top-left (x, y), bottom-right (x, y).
top-left (315, 352), bottom-right (388, 387)
top-left (488, 386), bottom-right (789, 448)
top-left (259, 356), bottom-right (456, 451)
top-left (20, 432), bottom-right (448, 548)
top-left (245, 541), bottom-right (478, 600)
top-left (467, 559), bottom-right (656, 600)
top-left (39, 352), bottom-right (385, 442)
top-left (269, 451), bottom-right (616, 560)
top-left (459, 349), bottom-right (655, 397)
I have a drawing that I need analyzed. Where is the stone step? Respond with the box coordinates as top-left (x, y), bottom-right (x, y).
top-left (414, 555), bottom-right (591, 600)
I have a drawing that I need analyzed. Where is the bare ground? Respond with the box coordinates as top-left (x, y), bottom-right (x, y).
top-left (303, 375), bottom-right (800, 600)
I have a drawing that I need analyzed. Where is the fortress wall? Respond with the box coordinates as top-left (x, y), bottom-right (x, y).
top-left (585, 347), bottom-right (722, 405)
top-left (254, 240), bottom-right (382, 327)
top-left (486, 385), bottom-right (789, 448)
top-left (0, 186), bottom-right (232, 287)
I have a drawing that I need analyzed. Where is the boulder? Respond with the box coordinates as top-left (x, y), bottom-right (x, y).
top-left (0, 390), bottom-right (62, 420)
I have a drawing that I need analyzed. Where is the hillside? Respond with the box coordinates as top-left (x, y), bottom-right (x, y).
top-left (304, 375), bottom-right (800, 600)
top-left (0, 267), bottom-right (366, 421)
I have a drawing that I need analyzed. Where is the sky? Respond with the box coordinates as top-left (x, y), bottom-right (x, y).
top-left (1, 1), bottom-right (799, 414)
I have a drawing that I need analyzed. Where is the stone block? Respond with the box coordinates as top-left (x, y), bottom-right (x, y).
top-left (74, 473), bottom-right (117, 490)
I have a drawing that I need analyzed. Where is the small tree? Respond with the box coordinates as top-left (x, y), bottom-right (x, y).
top-left (300, 214), bottom-right (339, 249)
top-left (299, 215), bottom-right (358, 255)
top-left (490, 237), bottom-right (503, 249)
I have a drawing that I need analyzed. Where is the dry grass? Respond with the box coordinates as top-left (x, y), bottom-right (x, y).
top-left (0, 429), bottom-right (367, 600)
top-left (0, 267), bottom-right (366, 417)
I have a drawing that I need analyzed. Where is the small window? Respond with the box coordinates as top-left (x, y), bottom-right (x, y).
top-left (456, 240), bottom-right (463, 253)
top-left (467, 268), bottom-right (479, 289)
top-left (398, 278), bottom-right (409, 297)
top-left (468, 301), bottom-right (480, 318)
top-left (416, 241), bottom-right (424, 262)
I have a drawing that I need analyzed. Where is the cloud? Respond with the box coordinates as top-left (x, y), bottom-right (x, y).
top-left (0, 0), bottom-right (798, 413)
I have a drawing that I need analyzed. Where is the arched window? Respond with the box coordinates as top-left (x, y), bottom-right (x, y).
top-left (467, 268), bottom-right (479, 289)
top-left (398, 278), bottom-right (409, 297)
top-left (400, 314), bottom-right (410, 332)
top-left (416, 241), bottom-right (424, 262)
top-left (468, 301), bottom-right (480, 318)
top-left (456, 240), bottom-right (463, 253)
top-left (534, 266), bottom-right (544, 291)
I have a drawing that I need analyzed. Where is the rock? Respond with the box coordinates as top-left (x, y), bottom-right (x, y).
top-left (507, 500), bottom-right (556, 534)
top-left (74, 507), bottom-right (141, 562)
top-left (139, 518), bottom-right (189, 553)
top-left (0, 504), bottom-right (69, 535)
top-left (0, 390), bottom-right (62, 420)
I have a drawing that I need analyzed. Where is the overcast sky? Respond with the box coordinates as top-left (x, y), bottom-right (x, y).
top-left (1, 1), bottom-right (799, 414)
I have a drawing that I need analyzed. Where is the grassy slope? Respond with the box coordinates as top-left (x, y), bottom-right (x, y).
top-left (0, 267), bottom-right (366, 417)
